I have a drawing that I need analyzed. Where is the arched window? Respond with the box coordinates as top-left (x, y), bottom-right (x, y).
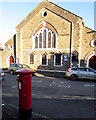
top-left (33, 22), bottom-right (57, 49)
top-left (52, 34), bottom-right (56, 48)
top-left (30, 53), bottom-right (34, 64)
top-left (35, 36), bottom-right (38, 48)
top-left (43, 29), bottom-right (46, 48)
top-left (39, 33), bottom-right (42, 48)
top-left (48, 32), bottom-right (51, 48)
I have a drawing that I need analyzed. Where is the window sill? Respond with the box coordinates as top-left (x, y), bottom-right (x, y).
top-left (33, 48), bottom-right (57, 50)
top-left (41, 64), bottom-right (48, 66)
top-left (54, 65), bottom-right (62, 67)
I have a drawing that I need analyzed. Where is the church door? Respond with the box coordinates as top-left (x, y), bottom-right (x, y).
top-left (9, 55), bottom-right (14, 65)
top-left (89, 56), bottom-right (96, 70)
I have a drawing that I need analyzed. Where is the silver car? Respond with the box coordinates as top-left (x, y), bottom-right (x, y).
top-left (66, 67), bottom-right (96, 80)
top-left (0, 69), bottom-right (5, 82)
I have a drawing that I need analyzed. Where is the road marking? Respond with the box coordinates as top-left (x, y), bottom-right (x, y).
top-left (12, 86), bottom-right (17, 89)
top-left (58, 85), bottom-right (70, 88)
top-left (32, 94), bottom-right (36, 96)
top-left (32, 80), bottom-right (43, 83)
top-left (32, 112), bottom-right (53, 120)
top-left (2, 101), bottom-right (52, 120)
top-left (84, 84), bottom-right (94, 87)
top-left (60, 82), bottom-right (68, 84)
top-left (32, 95), bottom-right (96, 100)
top-left (3, 93), bottom-right (18, 97)
top-left (2, 101), bottom-right (19, 109)
top-left (49, 81), bottom-right (71, 88)
top-left (49, 81), bottom-right (55, 87)
top-left (43, 76), bottom-right (56, 80)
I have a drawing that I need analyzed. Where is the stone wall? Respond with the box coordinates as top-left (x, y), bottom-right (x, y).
top-left (15, 1), bottom-right (96, 71)
top-left (1, 1), bottom-right (95, 71)
top-left (1, 37), bottom-right (14, 68)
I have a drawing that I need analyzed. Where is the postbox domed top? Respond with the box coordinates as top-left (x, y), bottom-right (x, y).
top-left (16, 69), bottom-right (34, 75)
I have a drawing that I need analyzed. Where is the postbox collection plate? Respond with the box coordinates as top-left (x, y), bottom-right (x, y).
top-left (19, 82), bottom-right (21, 90)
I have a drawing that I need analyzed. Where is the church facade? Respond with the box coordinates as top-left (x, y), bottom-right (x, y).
top-left (1, 1), bottom-right (96, 72)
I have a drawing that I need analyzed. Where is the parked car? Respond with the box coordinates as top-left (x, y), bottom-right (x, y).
top-left (0, 69), bottom-right (5, 82)
top-left (66, 67), bottom-right (96, 80)
top-left (9, 63), bottom-right (31, 75)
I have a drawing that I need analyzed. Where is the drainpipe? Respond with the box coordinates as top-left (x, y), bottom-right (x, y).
top-left (69, 23), bottom-right (72, 68)
top-left (14, 34), bottom-right (16, 63)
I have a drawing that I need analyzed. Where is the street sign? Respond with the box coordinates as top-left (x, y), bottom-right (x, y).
top-left (64, 55), bottom-right (68, 62)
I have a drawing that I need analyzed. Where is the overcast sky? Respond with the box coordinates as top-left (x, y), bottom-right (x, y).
top-left (0, 0), bottom-right (95, 45)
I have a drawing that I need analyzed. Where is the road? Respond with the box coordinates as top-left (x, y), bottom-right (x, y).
top-left (2, 73), bottom-right (96, 119)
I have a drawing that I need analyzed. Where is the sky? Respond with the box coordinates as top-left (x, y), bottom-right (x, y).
top-left (0, 0), bottom-right (95, 45)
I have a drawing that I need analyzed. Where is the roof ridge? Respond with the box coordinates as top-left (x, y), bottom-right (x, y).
top-left (48, 1), bottom-right (83, 19)
top-left (16, 1), bottom-right (83, 29)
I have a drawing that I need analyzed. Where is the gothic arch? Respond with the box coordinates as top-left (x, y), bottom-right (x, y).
top-left (28, 51), bottom-right (35, 65)
top-left (85, 52), bottom-right (96, 70)
top-left (32, 21), bottom-right (57, 49)
top-left (33, 21), bottom-right (57, 36)
top-left (89, 56), bottom-right (96, 70)
top-left (6, 53), bottom-right (14, 67)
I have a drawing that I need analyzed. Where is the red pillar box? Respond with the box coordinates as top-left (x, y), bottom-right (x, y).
top-left (16, 69), bottom-right (33, 119)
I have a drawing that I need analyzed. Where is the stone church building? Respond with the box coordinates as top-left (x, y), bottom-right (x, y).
top-left (1, 0), bottom-right (96, 72)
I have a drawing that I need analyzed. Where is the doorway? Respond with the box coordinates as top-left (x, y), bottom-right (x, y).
top-left (89, 56), bottom-right (96, 70)
top-left (9, 55), bottom-right (14, 65)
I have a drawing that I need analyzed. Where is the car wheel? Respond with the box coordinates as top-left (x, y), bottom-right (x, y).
top-left (70, 74), bottom-right (78, 80)
top-left (10, 70), bottom-right (14, 75)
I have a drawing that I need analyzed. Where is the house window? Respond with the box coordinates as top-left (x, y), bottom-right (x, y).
top-left (55, 54), bottom-right (61, 66)
top-left (30, 54), bottom-right (34, 64)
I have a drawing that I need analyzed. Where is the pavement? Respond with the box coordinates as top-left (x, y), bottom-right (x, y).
top-left (2, 99), bottom-right (47, 120)
top-left (2, 99), bottom-right (95, 120)
top-left (2, 101), bottom-right (19, 120)
top-left (2, 103), bottom-right (42, 120)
